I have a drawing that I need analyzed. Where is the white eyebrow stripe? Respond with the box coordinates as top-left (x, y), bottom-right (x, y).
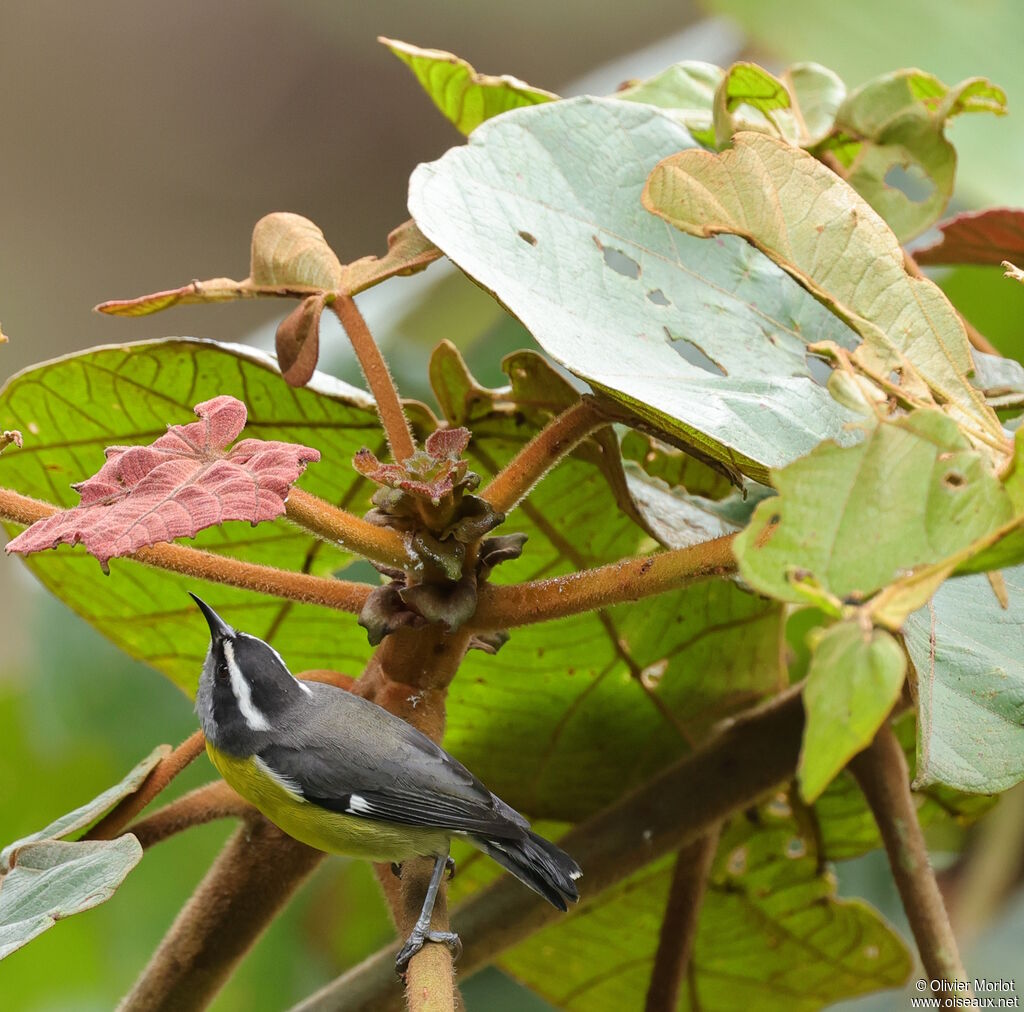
top-left (223, 640), bottom-right (271, 732)
top-left (253, 756), bottom-right (306, 799)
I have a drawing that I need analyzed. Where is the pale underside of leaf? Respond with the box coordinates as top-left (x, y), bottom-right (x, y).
top-left (410, 97), bottom-right (864, 484)
top-left (904, 565), bottom-right (1024, 794)
top-left (643, 130), bottom-right (1008, 470)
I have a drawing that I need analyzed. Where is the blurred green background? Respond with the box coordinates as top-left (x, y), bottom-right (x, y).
top-left (2, 1), bottom-right (1024, 1008)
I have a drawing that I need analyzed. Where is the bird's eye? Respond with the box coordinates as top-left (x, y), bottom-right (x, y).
top-left (216, 661), bottom-right (229, 682)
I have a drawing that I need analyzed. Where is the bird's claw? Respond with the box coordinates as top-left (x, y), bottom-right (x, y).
top-left (445, 856), bottom-right (456, 880)
top-left (395, 929), bottom-right (462, 974)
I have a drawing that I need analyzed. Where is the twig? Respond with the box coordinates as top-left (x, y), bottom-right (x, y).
top-left (118, 818), bottom-right (325, 1012)
top-left (849, 722), bottom-right (969, 988)
top-left (289, 685), bottom-right (806, 1011)
top-left (644, 827), bottom-right (722, 1012)
top-left (86, 731), bottom-right (206, 841)
top-left (332, 296), bottom-right (417, 462)
top-left (480, 400), bottom-right (607, 513)
top-left (0, 486), bottom-right (371, 613)
top-left (903, 250), bottom-right (999, 355)
top-left (286, 487), bottom-right (414, 570)
top-left (128, 781), bottom-right (255, 849)
top-left (471, 535), bottom-right (737, 629)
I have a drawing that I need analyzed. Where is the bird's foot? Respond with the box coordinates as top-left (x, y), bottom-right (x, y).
top-left (445, 855), bottom-right (456, 880)
top-left (395, 928), bottom-right (462, 973)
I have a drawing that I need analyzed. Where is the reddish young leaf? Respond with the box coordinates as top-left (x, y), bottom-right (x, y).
top-left (6, 396), bottom-right (319, 569)
top-left (914, 208), bottom-right (1024, 266)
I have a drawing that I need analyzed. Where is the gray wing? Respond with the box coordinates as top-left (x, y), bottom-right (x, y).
top-left (258, 683), bottom-right (529, 839)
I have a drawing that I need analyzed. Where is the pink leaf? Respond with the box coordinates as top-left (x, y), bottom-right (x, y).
top-left (914, 208), bottom-right (1024, 266)
top-left (6, 396), bottom-right (319, 568)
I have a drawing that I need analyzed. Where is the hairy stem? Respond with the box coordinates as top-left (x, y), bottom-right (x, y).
top-left (471, 534), bottom-right (737, 629)
top-left (849, 722), bottom-right (968, 988)
top-left (290, 685), bottom-right (805, 1011)
top-left (481, 399), bottom-right (607, 514)
top-left (118, 819), bottom-right (324, 1012)
top-left (644, 827), bottom-right (722, 1012)
top-left (86, 732), bottom-right (206, 841)
top-left (903, 250), bottom-right (998, 355)
top-left (332, 296), bottom-right (417, 462)
top-left (286, 487), bottom-right (414, 570)
top-left (128, 781), bottom-right (255, 849)
top-left (0, 486), bottom-right (371, 612)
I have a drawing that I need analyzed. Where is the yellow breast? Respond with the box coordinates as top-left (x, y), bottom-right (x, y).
top-left (206, 743), bottom-right (450, 863)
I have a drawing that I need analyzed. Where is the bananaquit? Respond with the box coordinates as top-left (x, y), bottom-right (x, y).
top-left (190, 594), bottom-right (581, 968)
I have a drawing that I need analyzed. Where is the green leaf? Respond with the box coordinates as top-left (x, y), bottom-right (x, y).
top-left (0, 748), bottom-right (165, 960)
top-left (644, 130), bottom-right (1007, 467)
top-left (799, 622), bottom-right (906, 802)
top-left (783, 63), bottom-right (846, 145)
top-left (0, 339), bottom-right (384, 694)
top-left (735, 411), bottom-right (1014, 607)
top-left (817, 70), bottom-right (1007, 241)
top-left (380, 37), bottom-right (556, 135)
top-left (496, 808), bottom-right (911, 1009)
top-left (430, 344), bottom-right (785, 818)
top-left (904, 566), bottom-right (1024, 793)
top-left (713, 62), bottom-right (799, 147)
top-left (616, 61), bottom-right (723, 146)
top-left (814, 714), bottom-right (995, 860)
top-left (410, 98), bottom-right (862, 484)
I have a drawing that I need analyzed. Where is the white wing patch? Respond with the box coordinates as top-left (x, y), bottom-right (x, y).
top-left (253, 755), bottom-right (306, 800)
top-left (223, 640), bottom-right (271, 732)
top-left (346, 794), bottom-right (375, 816)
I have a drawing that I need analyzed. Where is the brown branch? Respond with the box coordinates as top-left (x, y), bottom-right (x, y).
top-left (471, 534), bottom-right (738, 629)
top-left (128, 781), bottom-right (255, 849)
top-left (849, 722), bottom-right (969, 988)
top-left (644, 827), bottom-right (722, 1012)
top-left (480, 399), bottom-right (607, 514)
top-left (332, 295), bottom-right (417, 462)
top-left (119, 817), bottom-right (325, 1012)
top-left (903, 249), bottom-right (999, 355)
top-left (286, 487), bottom-right (414, 570)
top-left (289, 685), bottom-right (806, 1011)
top-left (0, 486), bottom-right (371, 613)
top-left (86, 731), bottom-right (206, 841)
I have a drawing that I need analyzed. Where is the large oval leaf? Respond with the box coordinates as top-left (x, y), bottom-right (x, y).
top-left (409, 97), bottom-right (861, 483)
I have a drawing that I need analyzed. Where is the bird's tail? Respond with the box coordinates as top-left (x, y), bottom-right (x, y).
top-left (473, 829), bottom-right (581, 911)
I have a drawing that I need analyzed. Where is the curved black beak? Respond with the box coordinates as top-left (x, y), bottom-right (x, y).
top-left (189, 593), bottom-right (235, 643)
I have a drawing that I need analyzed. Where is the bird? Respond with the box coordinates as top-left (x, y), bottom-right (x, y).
top-left (189, 593), bottom-right (581, 969)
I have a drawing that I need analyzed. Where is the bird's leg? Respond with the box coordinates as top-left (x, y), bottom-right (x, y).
top-left (394, 853), bottom-right (462, 972)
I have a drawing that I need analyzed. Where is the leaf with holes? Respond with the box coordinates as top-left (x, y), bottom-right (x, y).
top-left (799, 621), bottom-right (906, 802)
top-left (381, 37), bottom-right (556, 135)
top-left (0, 748), bottom-right (166, 959)
top-left (474, 806), bottom-right (910, 1010)
top-left (914, 208), bottom-right (1024, 266)
top-left (734, 411), bottom-right (1017, 612)
top-left (6, 395), bottom-right (320, 569)
top-left (645, 131), bottom-right (1008, 467)
top-left (411, 98), bottom-right (864, 484)
top-left (904, 565), bottom-right (1024, 793)
top-left (816, 71), bottom-right (1006, 241)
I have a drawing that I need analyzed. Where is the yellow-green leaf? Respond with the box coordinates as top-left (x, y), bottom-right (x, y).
top-left (381, 37), bottom-right (556, 135)
top-left (799, 621), bottom-right (906, 802)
